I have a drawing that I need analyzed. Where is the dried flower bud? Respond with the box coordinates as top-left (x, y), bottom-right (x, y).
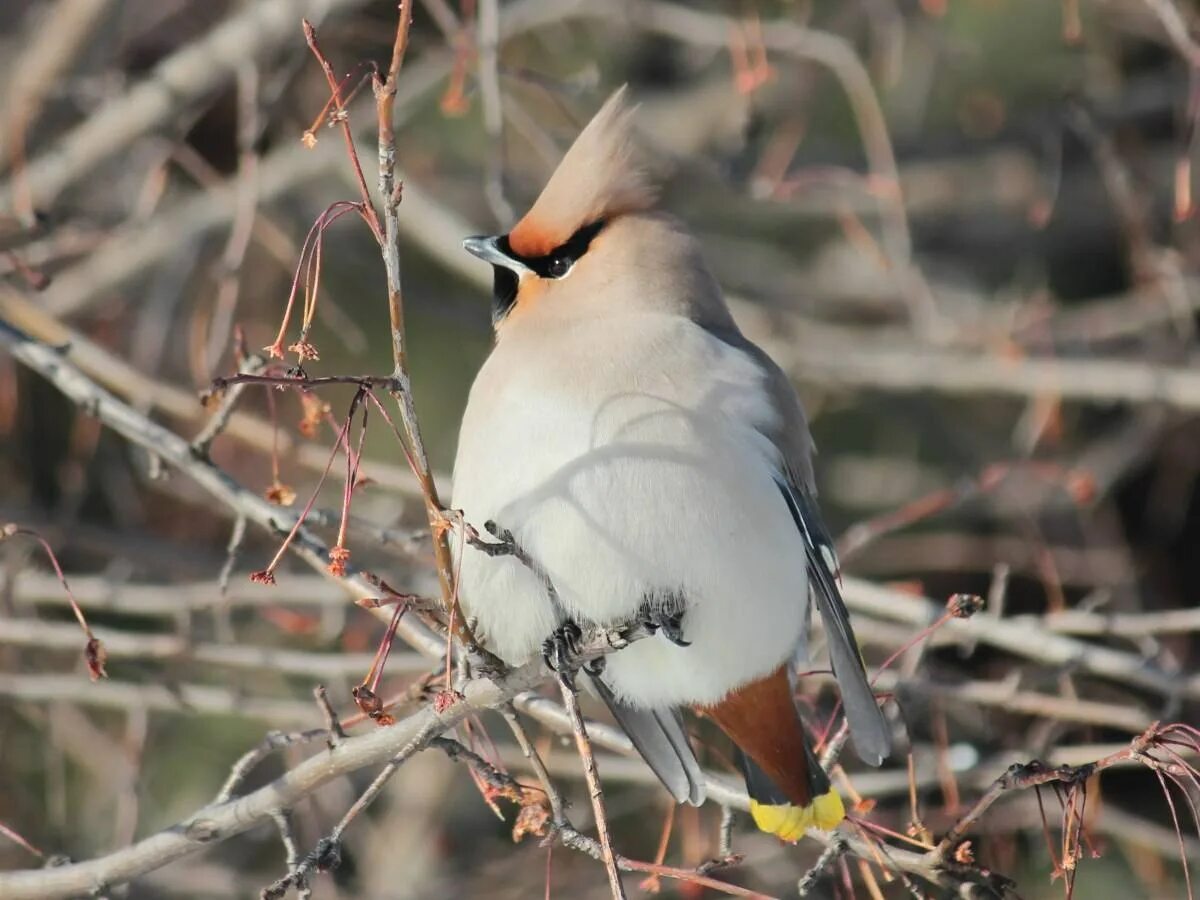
top-left (953, 840), bottom-right (975, 865)
top-left (298, 393), bottom-right (330, 438)
top-left (264, 481), bottom-right (297, 507)
top-left (85, 637), bottom-right (108, 681)
top-left (351, 683), bottom-right (384, 718)
top-left (512, 801), bottom-right (551, 842)
top-left (288, 339), bottom-right (320, 362)
top-left (948, 593), bottom-right (984, 619)
top-left (327, 545), bottom-right (350, 577)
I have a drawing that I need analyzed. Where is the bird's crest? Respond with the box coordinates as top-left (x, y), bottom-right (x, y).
top-left (508, 86), bottom-right (656, 258)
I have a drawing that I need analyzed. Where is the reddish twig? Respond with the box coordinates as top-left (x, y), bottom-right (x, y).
top-left (351, 600), bottom-right (408, 726)
top-left (637, 803), bottom-right (676, 893)
top-left (0, 821), bottom-right (44, 861)
top-left (249, 389), bottom-right (362, 586)
top-left (1, 524), bottom-right (105, 680)
top-left (301, 20), bottom-right (381, 241)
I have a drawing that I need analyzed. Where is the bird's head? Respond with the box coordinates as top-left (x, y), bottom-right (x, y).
top-left (463, 87), bottom-right (661, 331)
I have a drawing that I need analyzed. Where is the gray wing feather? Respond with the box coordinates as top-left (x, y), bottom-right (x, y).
top-left (590, 674), bottom-right (706, 805)
top-left (780, 481), bottom-right (891, 766)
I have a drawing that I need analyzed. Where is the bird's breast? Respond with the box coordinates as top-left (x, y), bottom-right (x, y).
top-left (449, 315), bottom-right (809, 704)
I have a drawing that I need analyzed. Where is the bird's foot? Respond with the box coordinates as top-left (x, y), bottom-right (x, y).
top-left (639, 603), bottom-right (690, 647)
top-left (542, 620), bottom-right (583, 673)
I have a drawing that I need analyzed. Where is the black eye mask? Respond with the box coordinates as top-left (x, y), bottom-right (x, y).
top-left (499, 219), bottom-right (606, 279)
top-left (490, 219), bottom-right (606, 324)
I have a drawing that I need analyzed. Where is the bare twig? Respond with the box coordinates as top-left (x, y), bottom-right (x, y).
top-left (301, 19), bottom-right (381, 242)
top-left (0, 287), bottom-right (427, 496)
top-left (358, 0), bottom-right (492, 664)
top-left (555, 822), bottom-right (776, 899)
top-left (217, 730), bottom-right (330, 803)
top-left (314, 684), bottom-right (347, 747)
top-left (260, 720), bottom-right (438, 899)
top-left (797, 834), bottom-right (848, 897)
top-left (553, 660), bottom-right (626, 899)
top-left (0, 524), bottom-right (105, 679)
top-left (924, 722), bottom-right (1189, 874)
top-left (267, 810), bottom-right (310, 900)
top-left (192, 353), bottom-right (269, 457)
top-left (501, 702), bottom-right (567, 824)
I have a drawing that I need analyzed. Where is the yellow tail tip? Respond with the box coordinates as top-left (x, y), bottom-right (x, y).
top-left (749, 790), bottom-right (845, 841)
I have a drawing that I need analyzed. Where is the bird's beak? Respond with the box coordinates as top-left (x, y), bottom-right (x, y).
top-left (463, 235), bottom-right (528, 273)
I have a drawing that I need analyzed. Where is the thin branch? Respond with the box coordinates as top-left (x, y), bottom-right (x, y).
top-left (363, 0), bottom-right (492, 664)
top-left (301, 18), bottom-right (381, 241)
top-left (797, 834), bottom-right (848, 897)
top-left (501, 702), bottom-right (567, 824)
top-left (218, 730), bottom-right (330, 804)
top-left (314, 684), bottom-right (347, 747)
top-left (260, 720), bottom-right (437, 899)
top-left (192, 353), bottom-right (269, 457)
top-left (554, 662), bottom-right (626, 899)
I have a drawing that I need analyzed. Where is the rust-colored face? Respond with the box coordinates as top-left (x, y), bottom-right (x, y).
top-left (507, 218), bottom-right (560, 259)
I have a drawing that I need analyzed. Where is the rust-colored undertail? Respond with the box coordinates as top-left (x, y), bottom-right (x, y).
top-left (696, 666), bottom-right (844, 841)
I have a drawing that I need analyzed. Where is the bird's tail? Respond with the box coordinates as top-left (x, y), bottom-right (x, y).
top-left (697, 665), bottom-right (845, 841)
top-left (736, 740), bottom-right (844, 841)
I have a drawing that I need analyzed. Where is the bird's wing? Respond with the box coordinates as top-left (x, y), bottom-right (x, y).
top-left (589, 673), bottom-right (706, 805)
top-left (777, 479), bottom-right (890, 765)
top-left (729, 334), bottom-right (892, 767)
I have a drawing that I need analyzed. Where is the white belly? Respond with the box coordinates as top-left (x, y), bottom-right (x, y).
top-left (450, 313), bottom-right (809, 707)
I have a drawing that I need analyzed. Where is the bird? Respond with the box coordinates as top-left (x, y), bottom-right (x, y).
top-left (451, 87), bottom-right (891, 840)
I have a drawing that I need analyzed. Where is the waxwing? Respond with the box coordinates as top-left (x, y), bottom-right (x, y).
top-left (452, 87), bottom-right (891, 839)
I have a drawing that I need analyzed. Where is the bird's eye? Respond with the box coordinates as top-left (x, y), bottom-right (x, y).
top-left (547, 256), bottom-right (572, 278)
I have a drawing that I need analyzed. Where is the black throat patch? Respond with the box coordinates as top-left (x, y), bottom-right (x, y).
top-left (491, 266), bottom-right (519, 325)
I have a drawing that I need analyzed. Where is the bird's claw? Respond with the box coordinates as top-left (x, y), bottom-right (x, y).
top-left (640, 605), bottom-right (690, 646)
top-left (542, 620), bottom-right (583, 673)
